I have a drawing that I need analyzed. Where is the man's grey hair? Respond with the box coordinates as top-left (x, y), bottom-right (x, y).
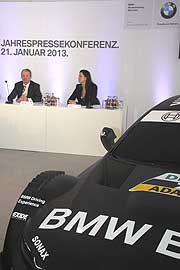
top-left (21, 68), bottom-right (32, 77)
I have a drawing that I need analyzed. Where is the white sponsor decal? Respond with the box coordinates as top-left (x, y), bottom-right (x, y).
top-left (12, 211), bottom-right (29, 221)
top-left (32, 236), bottom-right (50, 261)
top-left (155, 173), bottom-right (180, 183)
top-left (38, 208), bottom-right (180, 260)
top-left (170, 98), bottom-right (180, 107)
top-left (141, 110), bottom-right (180, 123)
top-left (18, 195), bottom-right (46, 208)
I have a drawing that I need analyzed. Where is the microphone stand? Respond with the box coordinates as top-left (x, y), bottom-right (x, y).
top-left (5, 81), bottom-right (13, 104)
top-left (5, 80), bottom-right (10, 95)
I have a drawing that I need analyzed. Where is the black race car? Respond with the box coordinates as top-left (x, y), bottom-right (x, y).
top-left (1, 95), bottom-right (180, 270)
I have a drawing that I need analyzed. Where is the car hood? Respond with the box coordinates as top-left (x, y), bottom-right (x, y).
top-left (22, 160), bottom-right (180, 269)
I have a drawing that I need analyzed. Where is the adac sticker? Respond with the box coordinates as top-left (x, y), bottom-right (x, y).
top-left (129, 173), bottom-right (180, 198)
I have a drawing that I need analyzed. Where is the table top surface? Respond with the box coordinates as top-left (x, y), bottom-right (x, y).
top-left (0, 102), bottom-right (123, 112)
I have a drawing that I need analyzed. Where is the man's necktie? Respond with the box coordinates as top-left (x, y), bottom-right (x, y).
top-left (22, 85), bottom-right (26, 94)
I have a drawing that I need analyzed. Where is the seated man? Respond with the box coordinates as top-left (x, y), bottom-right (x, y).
top-left (7, 69), bottom-right (42, 103)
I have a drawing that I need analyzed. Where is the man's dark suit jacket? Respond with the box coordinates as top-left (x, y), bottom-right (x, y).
top-left (68, 83), bottom-right (100, 106)
top-left (8, 80), bottom-right (42, 103)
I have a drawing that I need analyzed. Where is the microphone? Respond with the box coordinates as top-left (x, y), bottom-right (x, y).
top-left (5, 80), bottom-right (10, 95)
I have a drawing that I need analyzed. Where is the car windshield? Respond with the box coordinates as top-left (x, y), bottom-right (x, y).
top-left (112, 122), bottom-right (180, 168)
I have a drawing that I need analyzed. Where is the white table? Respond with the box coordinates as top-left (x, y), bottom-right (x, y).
top-left (0, 104), bottom-right (46, 152)
top-left (46, 107), bottom-right (123, 156)
top-left (0, 104), bottom-right (123, 156)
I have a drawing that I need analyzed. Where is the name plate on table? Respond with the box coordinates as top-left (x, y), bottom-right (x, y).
top-left (67, 104), bottom-right (81, 109)
top-left (20, 102), bottom-right (33, 106)
top-left (17, 100), bottom-right (34, 106)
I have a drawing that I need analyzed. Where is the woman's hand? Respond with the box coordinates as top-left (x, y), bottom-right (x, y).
top-left (68, 100), bottom-right (77, 104)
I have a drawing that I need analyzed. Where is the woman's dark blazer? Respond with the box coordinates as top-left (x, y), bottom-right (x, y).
top-left (67, 83), bottom-right (100, 106)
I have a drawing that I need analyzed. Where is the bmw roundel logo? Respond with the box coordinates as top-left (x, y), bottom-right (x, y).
top-left (161, 2), bottom-right (177, 19)
top-left (161, 111), bottom-right (180, 122)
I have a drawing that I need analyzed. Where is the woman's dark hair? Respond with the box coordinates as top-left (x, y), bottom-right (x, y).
top-left (80, 70), bottom-right (93, 85)
top-left (80, 70), bottom-right (97, 106)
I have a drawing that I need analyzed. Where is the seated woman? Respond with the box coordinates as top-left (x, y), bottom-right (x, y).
top-left (67, 70), bottom-right (100, 107)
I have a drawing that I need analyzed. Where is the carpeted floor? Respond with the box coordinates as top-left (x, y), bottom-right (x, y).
top-left (0, 149), bottom-right (99, 251)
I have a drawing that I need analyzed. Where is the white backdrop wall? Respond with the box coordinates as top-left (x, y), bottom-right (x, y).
top-left (0, 1), bottom-right (123, 107)
top-left (121, 27), bottom-right (180, 125)
top-left (0, 1), bottom-right (180, 126)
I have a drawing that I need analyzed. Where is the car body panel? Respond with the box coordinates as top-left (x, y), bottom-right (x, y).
top-left (2, 95), bottom-right (180, 269)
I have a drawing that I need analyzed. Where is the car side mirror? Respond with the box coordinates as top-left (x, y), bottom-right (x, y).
top-left (100, 127), bottom-right (117, 151)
